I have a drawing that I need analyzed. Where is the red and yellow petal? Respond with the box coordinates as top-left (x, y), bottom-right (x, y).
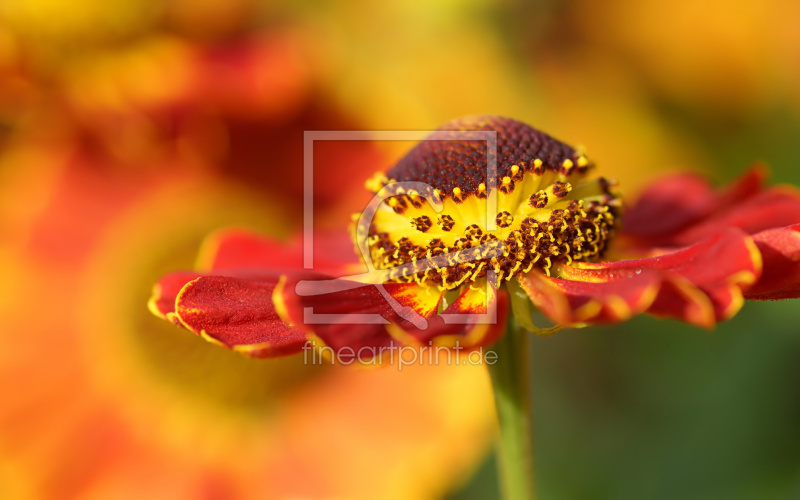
top-left (518, 271), bottom-right (660, 325)
top-left (147, 271), bottom-right (205, 324)
top-left (415, 284), bottom-right (509, 349)
top-left (578, 228), bottom-right (761, 324)
top-left (644, 275), bottom-right (717, 328)
top-left (276, 275), bottom-right (437, 360)
top-left (525, 229), bottom-right (762, 328)
top-left (173, 275), bottom-right (307, 358)
top-left (746, 224), bottom-right (800, 300)
top-left (386, 281), bottom-right (444, 319)
top-left (276, 274), bottom-right (509, 359)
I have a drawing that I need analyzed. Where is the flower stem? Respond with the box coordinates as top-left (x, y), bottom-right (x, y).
top-left (487, 318), bottom-right (536, 500)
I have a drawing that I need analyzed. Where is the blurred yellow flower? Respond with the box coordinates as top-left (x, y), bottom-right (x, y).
top-left (0, 10), bottom-right (497, 499)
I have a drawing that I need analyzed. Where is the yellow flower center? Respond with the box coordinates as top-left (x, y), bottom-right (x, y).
top-left (355, 116), bottom-right (620, 290)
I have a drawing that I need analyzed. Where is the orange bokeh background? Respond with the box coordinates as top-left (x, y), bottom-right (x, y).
top-left (1, 1), bottom-right (799, 499)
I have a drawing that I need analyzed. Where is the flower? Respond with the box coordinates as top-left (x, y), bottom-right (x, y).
top-left (151, 115), bottom-right (800, 360)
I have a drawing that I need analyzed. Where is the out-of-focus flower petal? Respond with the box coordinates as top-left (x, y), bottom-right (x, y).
top-left (746, 224), bottom-right (800, 300)
top-left (622, 173), bottom-right (718, 238)
top-left (199, 228), bottom-right (304, 271)
top-left (623, 166), bottom-right (766, 241)
top-left (524, 229), bottom-right (762, 327)
top-left (192, 35), bottom-right (313, 118)
top-left (173, 275), bottom-right (307, 358)
top-left (518, 270), bottom-right (660, 325)
top-left (712, 165), bottom-right (769, 211)
top-left (668, 186), bottom-right (800, 246)
top-left (199, 228), bottom-right (360, 275)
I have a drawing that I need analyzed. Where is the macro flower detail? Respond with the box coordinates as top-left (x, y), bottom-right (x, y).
top-left (150, 115), bottom-right (800, 359)
top-left (362, 116), bottom-right (620, 288)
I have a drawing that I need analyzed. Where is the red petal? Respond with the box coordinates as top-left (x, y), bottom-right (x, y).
top-left (570, 229), bottom-right (760, 324)
top-left (275, 276), bottom-right (412, 360)
top-left (199, 228), bottom-right (303, 271)
top-left (174, 275), bottom-right (307, 358)
top-left (645, 275), bottom-right (717, 328)
top-left (148, 271), bottom-right (205, 323)
top-left (518, 271), bottom-right (660, 325)
top-left (668, 186), bottom-right (800, 245)
top-left (622, 173), bottom-right (717, 238)
top-left (714, 165), bottom-right (767, 209)
top-left (277, 274), bottom-right (506, 360)
top-left (622, 166), bottom-right (767, 242)
top-left (746, 224), bottom-right (800, 300)
top-left (527, 229), bottom-right (762, 327)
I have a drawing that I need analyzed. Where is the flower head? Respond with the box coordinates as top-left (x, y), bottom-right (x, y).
top-left (361, 115), bottom-right (620, 288)
top-left (151, 116), bottom-right (800, 361)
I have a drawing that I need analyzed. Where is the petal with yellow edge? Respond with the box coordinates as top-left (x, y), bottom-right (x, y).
top-left (276, 274), bottom-right (438, 360)
top-left (279, 273), bottom-right (509, 357)
top-left (551, 229), bottom-right (762, 327)
top-left (148, 271), bottom-right (206, 321)
top-left (174, 275), bottom-right (307, 358)
top-left (746, 224), bottom-right (800, 300)
top-left (416, 284), bottom-right (509, 349)
top-left (519, 270), bottom-right (660, 325)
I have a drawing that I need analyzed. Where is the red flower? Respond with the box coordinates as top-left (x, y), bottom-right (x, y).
top-left (150, 116), bottom-right (800, 360)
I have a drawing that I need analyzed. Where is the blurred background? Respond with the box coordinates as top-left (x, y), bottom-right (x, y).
top-left (0, 0), bottom-right (799, 499)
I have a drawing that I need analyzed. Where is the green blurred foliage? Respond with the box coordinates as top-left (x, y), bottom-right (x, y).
top-left (443, 0), bottom-right (800, 497)
top-left (531, 303), bottom-right (800, 500)
top-left (452, 301), bottom-right (800, 500)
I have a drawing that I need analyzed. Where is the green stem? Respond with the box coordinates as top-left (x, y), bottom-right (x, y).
top-left (487, 318), bottom-right (536, 500)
